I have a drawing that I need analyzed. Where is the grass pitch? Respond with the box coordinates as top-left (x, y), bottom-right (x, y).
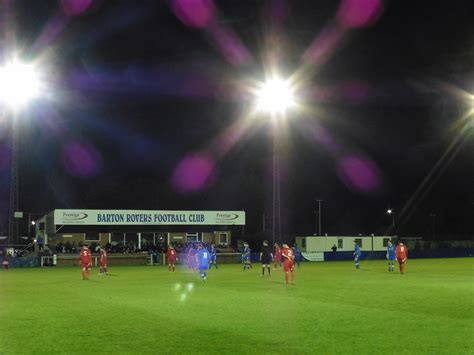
top-left (1, 258), bottom-right (473, 354)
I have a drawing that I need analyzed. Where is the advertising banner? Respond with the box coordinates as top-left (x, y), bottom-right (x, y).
top-left (301, 251), bottom-right (325, 261)
top-left (53, 209), bottom-right (245, 226)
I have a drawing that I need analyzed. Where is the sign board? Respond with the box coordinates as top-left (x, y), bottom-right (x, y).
top-left (302, 251), bottom-right (325, 262)
top-left (53, 209), bottom-right (246, 226)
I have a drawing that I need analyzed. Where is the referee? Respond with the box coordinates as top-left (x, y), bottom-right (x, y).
top-left (260, 240), bottom-right (273, 277)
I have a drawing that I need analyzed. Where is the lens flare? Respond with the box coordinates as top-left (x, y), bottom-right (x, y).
top-left (256, 78), bottom-right (295, 115)
top-left (172, 0), bottom-right (215, 28)
top-left (337, 155), bottom-right (381, 193)
top-left (61, 141), bottom-right (102, 178)
top-left (61, 0), bottom-right (94, 16)
top-left (336, 0), bottom-right (383, 29)
top-left (171, 153), bottom-right (215, 193)
top-left (0, 59), bottom-right (43, 110)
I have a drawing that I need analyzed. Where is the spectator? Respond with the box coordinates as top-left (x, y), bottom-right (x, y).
top-left (36, 235), bottom-right (44, 251)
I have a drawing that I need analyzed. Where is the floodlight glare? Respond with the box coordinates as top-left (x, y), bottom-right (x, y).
top-left (387, 209), bottom-right (392, 214)
top-left (256, 77), bottom-right (294, 114)
top-left (0, 59), bottom-right (42, 109)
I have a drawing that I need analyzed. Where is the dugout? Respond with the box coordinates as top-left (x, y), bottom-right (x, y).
top-left (35, 209), bottom-right (246, 250)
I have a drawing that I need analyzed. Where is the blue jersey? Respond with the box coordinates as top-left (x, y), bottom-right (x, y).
top-left (387, 244), bottom-right (396, 260)
top-left (209, 246), bottom-right (217, 261)
top-left (293, 246), bottom-right (301, 260)
top-left (243, 247), bottom-right (251, 261)
top-left (196, 248), bottom-right (210, 270)
top-left (354, 245), bottom-right (361, 258)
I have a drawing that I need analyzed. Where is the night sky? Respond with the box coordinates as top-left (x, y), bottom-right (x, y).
top-left (0, 0), bottom-right (473, 240)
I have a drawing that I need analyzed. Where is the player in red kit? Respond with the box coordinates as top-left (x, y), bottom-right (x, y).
top-left (167, 246), bottom-right (178, 272)
top-left (79, 245), bottom-right (92, 280)
top-left (281, 243), bottom-right (295, 284)
top-left (99, 247), bottom-right (108, 275)
top-left (395, 241), bottom-right (408, 274)
top-left (274, 243), bottom-right (282, 270)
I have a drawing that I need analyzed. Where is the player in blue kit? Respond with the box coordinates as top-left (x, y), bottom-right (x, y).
top-left (353, 241), bottom-right (361, 269)
top-left (209, 243), bottom-right (218, 269)
top-left (196, 243), bottom-right (210, 281)
top-left (386, 240), bottom-right (396, 272)
top-left (242, 242), bottom-right (251, 270)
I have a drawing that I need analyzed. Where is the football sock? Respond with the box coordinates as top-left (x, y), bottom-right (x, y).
top-left (285, 273), bottom-right (288, 284)
top-left (262, 267), bottom-right (265, 276)
top-left (267, 266), bottom-right (271, 275)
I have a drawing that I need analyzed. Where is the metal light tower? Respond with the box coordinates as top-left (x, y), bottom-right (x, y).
top-left (387, 209), bottom-right (395, 231)
top-left (8, 116), bottom-right (19, 245)
top-left (255, 76), bottom-right (295, 246)
top-left (0, 58), bottom-right (44, 245)
top-left (316, 199), bottom-right (323, 235)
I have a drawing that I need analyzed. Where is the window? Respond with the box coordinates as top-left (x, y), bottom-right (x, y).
top-left (38, 222), bottom-right (45, 231)
top-left (85, 232), bottom-right (99, 241)
top-left (383, 238), bottom-right (390, 247)
top-left (338, 238), bottom-right (343, 249)
top-left (354, 238), bottom-right (362, 247)
top-left (111, 233), bottom-right (124, 244)
top-left (219, 233), bottom-right (228, 245)
top-left (186, 233), bottom-right (201, 242)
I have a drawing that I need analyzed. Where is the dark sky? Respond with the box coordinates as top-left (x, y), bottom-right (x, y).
top-left (0, 0), bottom-right (473, 240)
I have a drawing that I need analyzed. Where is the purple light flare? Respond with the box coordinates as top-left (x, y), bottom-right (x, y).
top-left (340, 80), bottom-right (370, 104)
top-left (336, 0), bottom-right (383, 29)
top-left (171, 0), bottom-right (215, 28)
top-left (61, 0), bottom-right (95, 16)
top-left (171, 153), bottom-right (216, 193)
top-left (337, 154), bottom-right (381, 193)
top-left (33, 14), bottom-right (70, 49)
top-left (69, 66), bottom-right (218, 98)
top-left (61, 141), bottom-right (102, 178)
top-left (208, 24), bottom-right (251, 66)
top-left (303, 25), bottom-right (344, 65)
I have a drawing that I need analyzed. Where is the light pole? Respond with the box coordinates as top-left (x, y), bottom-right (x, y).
top-left (255, 76), bottom-right (295, 246)
top-left (0, 58), bottom-right (44, 245)
top-left (316, 199), bottom-right (323, 235)
top-left (386, 209), bottom-right (395, 230)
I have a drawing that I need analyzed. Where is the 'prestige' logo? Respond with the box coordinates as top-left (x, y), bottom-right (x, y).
top-left (62, 212), bottom-right (88, 220)
top-left (216, 213), bottom-right (239, 221)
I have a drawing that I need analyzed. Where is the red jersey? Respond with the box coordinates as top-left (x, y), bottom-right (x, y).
top-left (100, 250), bottom-right (107, 266)
top-left (167, 248), bottom-right (177, 261)
top-left (80, 248), bottom-right (92, 265)
top-left (274, 246), bottom-right (281, 260)
top-left (396, 244), bottom-right (408, 261)
top-left (281, 247), bottom-right (294, 262)
top-left (281, 247), bottom-right (295, 272)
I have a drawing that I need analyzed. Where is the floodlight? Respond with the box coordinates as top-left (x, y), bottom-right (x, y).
top-left (256, 77), bottom-right (294, 114)
top-left (387, 209), bottom-right (392, 214)
top-left (0, 59), bottom-right (42, 109)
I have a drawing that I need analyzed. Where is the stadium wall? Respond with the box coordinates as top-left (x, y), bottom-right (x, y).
top-left (322, 248), bottom-right (473, 261)
top-left (297, 236), bottom-right (391, 252)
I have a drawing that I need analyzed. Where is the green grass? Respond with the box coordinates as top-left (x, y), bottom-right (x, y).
top-left (1, 258), bottom-right (473, 354)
